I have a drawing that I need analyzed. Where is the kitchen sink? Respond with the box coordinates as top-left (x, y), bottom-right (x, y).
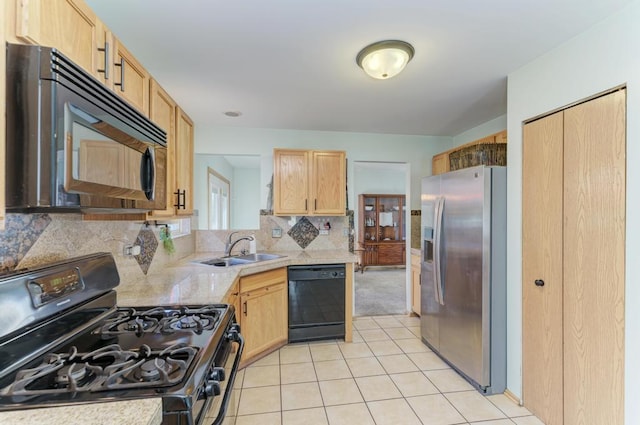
top-left (196, 253), bottom-right (285, 267)
top-left (233, 253), bottom-right (284, 262)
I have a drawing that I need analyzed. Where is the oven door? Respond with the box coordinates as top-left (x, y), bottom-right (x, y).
top-left (59, 95), bottom-right (165, 210)
top-left (196, 324), bottom-right (244, 425)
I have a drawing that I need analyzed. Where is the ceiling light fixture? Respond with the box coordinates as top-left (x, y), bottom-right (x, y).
top-left (356, 40), bottom-right (414, 80)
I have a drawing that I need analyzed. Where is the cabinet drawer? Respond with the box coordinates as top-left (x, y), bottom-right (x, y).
top-left (240, 267), bottom-right (287, 293)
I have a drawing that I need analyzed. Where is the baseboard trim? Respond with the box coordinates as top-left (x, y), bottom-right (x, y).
top-left (504, 388), bottom-right (523, 406)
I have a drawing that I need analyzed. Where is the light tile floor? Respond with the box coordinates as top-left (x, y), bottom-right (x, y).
top-left (217, 315), bottom-right (545, 425)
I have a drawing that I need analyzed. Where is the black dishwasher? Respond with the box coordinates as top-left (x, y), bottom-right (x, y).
top-left (288, 264), bottom-right (346, 343)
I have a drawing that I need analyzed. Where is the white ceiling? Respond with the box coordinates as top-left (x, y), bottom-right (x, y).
top-left (85, 0), bottom-right (632, 137)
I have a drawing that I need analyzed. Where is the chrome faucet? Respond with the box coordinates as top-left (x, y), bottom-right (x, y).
top-left (224, 231), bottom-right (255, 257)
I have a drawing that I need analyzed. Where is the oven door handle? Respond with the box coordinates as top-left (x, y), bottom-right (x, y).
top-left (210, 331), bottom-right (244, 425)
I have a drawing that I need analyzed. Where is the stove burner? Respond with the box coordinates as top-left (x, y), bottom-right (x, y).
top-left (97, 306), bottom-right (222, 336)
top-left (179, 316), bottom-right (198, 329)
top-left (55, 364), bottom-right (87, 385)
top-left (0, 343), bottom-right (198, 397)
top-left (135, 358), bottom-right (170, 382)
top-left (125, 318), bottom-right (151, 332)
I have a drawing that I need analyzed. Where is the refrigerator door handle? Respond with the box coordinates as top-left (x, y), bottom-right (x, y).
top-left (432, 197), bottom-right (440, 304)
top-left (434, 196), bottom-right (445, 305)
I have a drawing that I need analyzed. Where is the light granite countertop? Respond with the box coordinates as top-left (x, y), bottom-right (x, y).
top-left (117, 249), bottom-right (358, 306)
top-left (0, 398), bottom-right (162, 425)
top-left (0, 250), bottom-right (356, 424)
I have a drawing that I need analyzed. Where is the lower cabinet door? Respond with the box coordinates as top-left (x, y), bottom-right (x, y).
top-left (240, 283), bottom-right (287, 361)
top-left (377, 243), bottom-right (404, 265)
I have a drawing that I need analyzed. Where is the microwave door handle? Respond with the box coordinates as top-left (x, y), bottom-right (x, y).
top-left (141, 148), bottom-right (155, 201)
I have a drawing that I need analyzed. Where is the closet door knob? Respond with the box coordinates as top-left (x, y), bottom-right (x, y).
top-left (534, 279), bottom-right (545, 287)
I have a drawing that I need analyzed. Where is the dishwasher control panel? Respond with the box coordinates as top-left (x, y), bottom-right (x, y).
top-left (287, 265), bottom-right (345, 281)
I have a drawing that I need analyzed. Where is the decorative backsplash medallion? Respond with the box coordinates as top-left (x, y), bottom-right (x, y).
top-left (0, 214), bottom-right (52, 271)
top-left (133, 226), bottom-right (158, 274)
top-left (287, 217), bottom-right (320, 249)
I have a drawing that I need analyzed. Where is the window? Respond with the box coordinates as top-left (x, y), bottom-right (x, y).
top-left (208, 167), bottom-right (230, 230)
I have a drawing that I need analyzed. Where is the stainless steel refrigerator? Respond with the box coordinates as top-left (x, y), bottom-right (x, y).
top-left (420, 165), bottom-right (506, 394)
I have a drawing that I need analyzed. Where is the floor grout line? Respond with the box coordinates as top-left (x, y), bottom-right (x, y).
top-left (232, 315), bottom-right (540, 425)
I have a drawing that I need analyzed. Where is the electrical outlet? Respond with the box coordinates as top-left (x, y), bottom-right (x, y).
top-left (124, 245), bottom-right (141, 256)
top-left (319, 229), bottom-right (329, 236)
top-left (272, 228), bottom-right (282, 238)
top-left (343, 228), bottom-right (349, 237)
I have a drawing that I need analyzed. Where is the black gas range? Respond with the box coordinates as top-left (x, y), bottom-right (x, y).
top-left (0, 253), bottom-right (243, 425)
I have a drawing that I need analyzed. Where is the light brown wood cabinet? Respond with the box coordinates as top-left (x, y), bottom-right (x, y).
top-left (522, 89), bottom-right (625, 425)
top-left (174, 108), bottom-right (194, 216)
top-left (431, 152), bottom-right (449, 175)
top-left (273, 149), bottom-right (346, 216)
top-left (223, 281), bottom-right (241, 321)
top-left (358, 194), bottom-right (406, 269)
top-left (147, 79), bottom-right (176, 217)
top-left (147, 80), bottom-right (194, 218)
top-left (239, 268), bottom-right (288, 364)
top-left (410, 252), bottom-right (420, 315)
top-left (0, 4), bottom-right (6, 228)
top-left (2, 0), bottom-right (193, 222)
top-left (14, 1), bottom-right (150, 115)
top-left (431, 130), bottom-right (507, 176)
top-left (14, 0), bottom-right (109, 84)
top-left (111, 38), bottom-right (150, 115)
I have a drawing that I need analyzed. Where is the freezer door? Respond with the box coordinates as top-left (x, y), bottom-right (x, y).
top-left (420, 259), bottom-right (440, 348)
top-left (420, 175), bottom-right (441, 349)
top-left (437, 167), bottom-right (491, 388)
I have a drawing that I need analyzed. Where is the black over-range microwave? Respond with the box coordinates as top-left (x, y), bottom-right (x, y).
top-left (5, 43), bottom-right (167, 212)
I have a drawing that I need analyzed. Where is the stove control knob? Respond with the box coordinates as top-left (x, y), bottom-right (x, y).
top-left (205, 380), bottom-right (221, 397)
top-left (210, 366), bottom-right (226, 382)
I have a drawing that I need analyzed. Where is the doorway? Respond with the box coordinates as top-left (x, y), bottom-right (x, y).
top-left (353, 161), bottom-right (411, 316)
top-left (207, 167), bottom-right (230, 230)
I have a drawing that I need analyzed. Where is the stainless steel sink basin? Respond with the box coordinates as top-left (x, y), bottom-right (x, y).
top-left (197, 257), bottom-right (253, 267)
top-left (234, 253), bottom-right (284, 262)
top-left (196, 253), bottom-right (285, 267)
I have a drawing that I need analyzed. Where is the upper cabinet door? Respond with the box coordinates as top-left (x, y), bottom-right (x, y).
top-left (273, 149), bottom-right (310, 215)
top-left (147, 79), bottom-right (176, 218)
top-left (175, 107), bottom-right (194, 216)
top-left (310, 150), bottom-right (346, 215)
top-left (112, 38), bottom-right (150, 115)
top-left (16, 0), bottom-right (109, 84)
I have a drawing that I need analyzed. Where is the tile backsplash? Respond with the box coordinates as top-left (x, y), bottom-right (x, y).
top-left (0, 213), bottom-right (195, 282)
top-left (1, 211), bottom-right (355, 281)
top-left (196, 213), bottom-right (353, 253)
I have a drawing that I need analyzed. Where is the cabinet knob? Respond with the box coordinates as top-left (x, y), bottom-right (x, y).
top-left (534, 279), bottom-right (545, 287)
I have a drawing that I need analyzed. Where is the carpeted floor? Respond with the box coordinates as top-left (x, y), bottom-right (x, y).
top-left (354, 268), bottom-right (407, 316)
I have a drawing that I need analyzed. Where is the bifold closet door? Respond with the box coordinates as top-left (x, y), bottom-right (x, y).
top-left (562, 89), bottom-right (625, 425)
top-left (522, 89), bottom-right (625, 425)
top-left (522, 111), bottom-right (564, 425)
